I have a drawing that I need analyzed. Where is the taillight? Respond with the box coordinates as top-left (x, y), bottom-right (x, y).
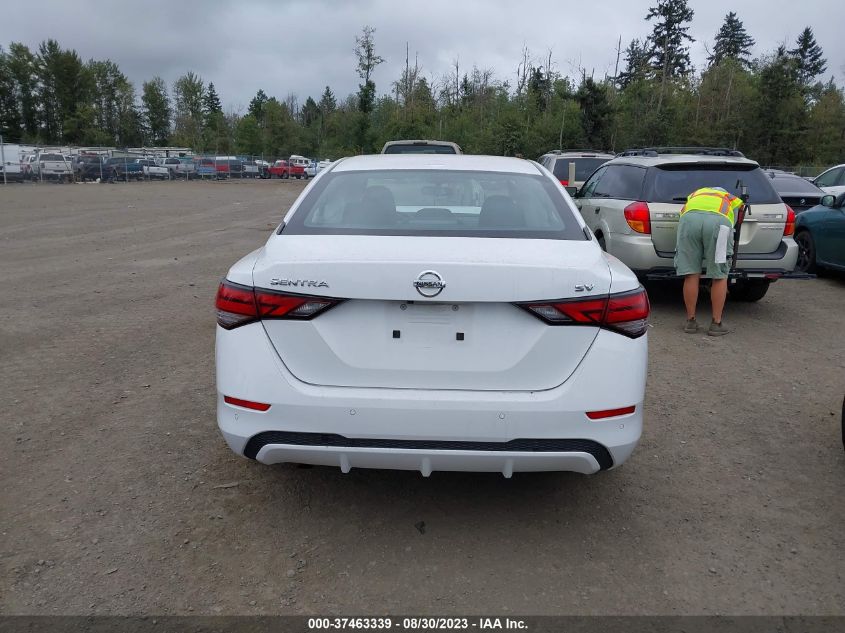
top-left (223, 396), bottom-right (271, 411)
top-left (559, 179), bottom-right (569, 186)
top-left (519, 287), bottom-right (650, 338)
top-left (624, 201), bottom-right (651, 234)
top-left (783, 205), bottom-right (795, 237)
top-left (215, 280), bottom-right (341, 329)
top-left (586, 405), bottom-right (636, 420)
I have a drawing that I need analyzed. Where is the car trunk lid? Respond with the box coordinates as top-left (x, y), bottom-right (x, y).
top-left (252, 235), bottom-right (611, 391)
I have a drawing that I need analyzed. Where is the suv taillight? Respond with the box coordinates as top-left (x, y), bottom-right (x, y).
top-left (215, 280), bottom-right (341, 329)
top-left (518, 287), bottom-right (650, 338)
top-left (784, 205), bottom-right (795, 237)
top-left (624, 201), bottom-right (651, 234)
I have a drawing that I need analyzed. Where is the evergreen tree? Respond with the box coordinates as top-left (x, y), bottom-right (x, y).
top-left (247, 89), bottom-right (268, 122)
top-left (172, 71), bottom-right (205, 149)
top-left (617, 38), bottom-right (651, 88)
top-left (789, 27), bottom-right (827, 86)
top-left (4, 43), bottom-right (37, 140)
top-left (645, 0), bottom-right (695, 78)
top-left (35, 39), bottom-right (88, 142)
top-left (301, 96), bottom-right (319, 126)
top-left (708, 12), bottom-right (755, 68)
top-left (354, 25), bottom-right (384, 114)
top-left (141, 76), bottom-right (171, 146)
top-left (203, 82), bottom-right (222, 116)
top-left (576, 77), bottom-right (613, 148)
top-left (0, 46), bottom-right (22, 140)
top-left (318, 86), bottom-right (336, 115)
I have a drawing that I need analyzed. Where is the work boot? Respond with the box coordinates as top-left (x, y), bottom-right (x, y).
top-left (707, 320), bottom-right (730, 336)
top-left (683, 318), bottom-right (699, 333)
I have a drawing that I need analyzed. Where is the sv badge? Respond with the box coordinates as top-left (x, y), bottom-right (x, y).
top-left (574, 283), bottom-right (594, 292)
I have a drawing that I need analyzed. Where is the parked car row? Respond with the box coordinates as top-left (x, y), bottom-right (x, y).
top-left (2, 149), bottom-right (330, 183)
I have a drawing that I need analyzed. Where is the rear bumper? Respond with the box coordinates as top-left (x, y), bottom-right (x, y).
top-left (215, 324), bottom-right (646, 476)
top-left (607, 234), bottom-right (799, 277)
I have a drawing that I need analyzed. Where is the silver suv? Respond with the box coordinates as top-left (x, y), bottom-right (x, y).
top-left (573, 148), bottom-right (799, 302)
top-left (538, 150), bottom-right (614, 189)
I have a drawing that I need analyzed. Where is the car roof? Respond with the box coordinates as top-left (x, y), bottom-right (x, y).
top-left (332, 154), bottom-right (539, 174)
top-left (605, 154), bottom-right (759, 168)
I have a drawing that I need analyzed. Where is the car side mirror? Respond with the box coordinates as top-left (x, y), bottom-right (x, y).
top-left (820, 194), bottom-right (835, 208)
top-left (565, 186), bottom-right (578, 197)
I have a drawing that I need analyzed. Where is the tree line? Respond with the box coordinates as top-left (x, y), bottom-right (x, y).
top-left (1, 1), bottom-right (843, 169)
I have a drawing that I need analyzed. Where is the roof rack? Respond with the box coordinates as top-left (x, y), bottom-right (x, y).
top-left (617, 147), bottom-right (745, 158)
top-left (545, 148), bottom-right (609, 155)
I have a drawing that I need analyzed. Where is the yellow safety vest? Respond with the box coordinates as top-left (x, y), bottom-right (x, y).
top-left (680, 187), bottom-right (743, 226)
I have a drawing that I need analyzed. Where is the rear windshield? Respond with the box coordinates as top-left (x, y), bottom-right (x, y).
top-left (383, 144), bottom-right (457, 154)
top-left (40, 154), bottom-right (65, 161)
top-left (552, 157), bottom-right (609, 181)
top-left (770, 175), bottom-right (822, 194)
top-left (284, 169), bottom-right (585, 240)
top-left (645, 164), bottom-right (781, 204)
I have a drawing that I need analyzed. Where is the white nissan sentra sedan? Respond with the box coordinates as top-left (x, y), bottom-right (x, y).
top-left (215, 154), bottom-right (649, 477)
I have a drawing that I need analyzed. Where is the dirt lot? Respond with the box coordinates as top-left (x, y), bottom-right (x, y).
top-left (1, 180), bottom-right (843, 616)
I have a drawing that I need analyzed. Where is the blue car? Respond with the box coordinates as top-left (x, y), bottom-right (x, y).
top-left (794, 192), bottom-right (845, 273)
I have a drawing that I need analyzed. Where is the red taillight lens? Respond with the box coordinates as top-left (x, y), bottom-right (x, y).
top-left (586, 405), bottom-right (636, 420)
top-left (783, 205), bottom-right (795, 237)
top-left (215, 280), bottom-right (340, 329)
top-left (216, 280), bottom-right (257, 329)
top-left (559, 179), bottom-right (569, 186)
top-left (520, 287), bottom-right (650, 338)
top-left (603, 288), bottom-right (651, 337)
top-left (223, 396), bottom-right (271, 411)
top-left (624, 201), bottom-right (651, 234)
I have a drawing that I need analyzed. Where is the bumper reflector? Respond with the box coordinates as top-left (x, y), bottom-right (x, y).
top-left (224, 396), bottom-right (271, 411)
top-left (586, 405), bottom-right (636, 420)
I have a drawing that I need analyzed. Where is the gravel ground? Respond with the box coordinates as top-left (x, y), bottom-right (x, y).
top-left (1, 180), bottom-right (843, 616)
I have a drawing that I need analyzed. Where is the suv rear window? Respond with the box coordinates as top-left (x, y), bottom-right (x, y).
top-left (284, 169), bottom-right (586, 240)
top-left (645, 164), bottom-right (781, 204)
top-left (552, 157), bottom-right (609, 182)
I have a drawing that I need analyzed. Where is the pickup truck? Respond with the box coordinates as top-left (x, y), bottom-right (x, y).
top-left (240, 160), bottom-right (260, 179)
top-left (268, 159), bottom-right (292, 179)
top-left (104, 156), bottom-right (144, 182)
top-left (159, 157), bottom-right (196, 179)
top-left (136, 158), bottom-right (171, 180)
top-left (269, 159), bottom-right (305, 179)
top-left (289, 155), bottom-right (310, 179)
top-left (33, 152), bottom-right (74, 181)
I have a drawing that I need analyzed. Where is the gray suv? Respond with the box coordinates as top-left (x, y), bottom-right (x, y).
top-left (573, 148), bottom-right (799, 302)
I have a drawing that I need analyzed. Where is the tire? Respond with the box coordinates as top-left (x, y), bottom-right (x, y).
top-left (794, 230), bottom-right (818, 273)
top-left (729, 279), bottom-right (770, 302)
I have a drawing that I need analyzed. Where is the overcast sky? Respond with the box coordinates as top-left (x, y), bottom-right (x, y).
top-left (2, 0), bottom-right (842, 111)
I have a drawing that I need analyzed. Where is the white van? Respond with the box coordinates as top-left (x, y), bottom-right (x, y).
top-left (1, 144), bottom-right (22, 181)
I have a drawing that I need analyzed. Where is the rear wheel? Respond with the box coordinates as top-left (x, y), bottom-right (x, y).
top-left (794, 230), bottom-right (817, 273)
top-left (729, 279), bottom-right (770, 302)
